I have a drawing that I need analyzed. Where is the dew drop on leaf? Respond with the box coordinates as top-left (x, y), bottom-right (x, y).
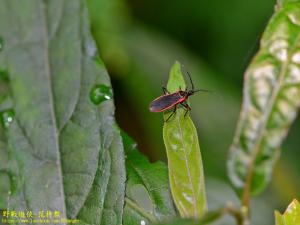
top-left (0, 109), bottom-right (14, 129)
top-left (90, 84), bottom-right (112, 105)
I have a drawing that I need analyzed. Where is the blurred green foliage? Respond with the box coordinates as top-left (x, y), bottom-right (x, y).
top-left (87, 0), bottom-right (300, 224)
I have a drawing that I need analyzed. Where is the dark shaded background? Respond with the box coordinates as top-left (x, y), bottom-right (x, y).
top-left (87, 0), bottom-right (300, 224)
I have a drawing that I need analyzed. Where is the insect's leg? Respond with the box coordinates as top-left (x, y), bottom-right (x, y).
top-left (165, 105), bottom-right (177, 122)
top-left (162, 86), bottom-right (170, 94)
top-left (180, 102), bottom-right (191, 110)
top-left (180, 102), bottom-right (191, 117)
top-left (184, 108), bottom-right (190, 117)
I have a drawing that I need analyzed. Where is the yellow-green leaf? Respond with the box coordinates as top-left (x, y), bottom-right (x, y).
top-left (277, 0), bottom-right (300, 8)
top-left (275, 199), bottom-right (300, 225)
top-left (163, 61), bottom-right (207, 218)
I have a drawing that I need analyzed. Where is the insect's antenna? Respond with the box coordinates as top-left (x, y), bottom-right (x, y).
top-left (186, 70), bottom-right (194, 91)
top-left (193, 89), bottom-right (215, 94)
top-left (181, 64), bottom-right (194, 90)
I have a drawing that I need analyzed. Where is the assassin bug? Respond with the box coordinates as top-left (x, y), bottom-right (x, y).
top-left (149, 69), bottom-right (211, 122)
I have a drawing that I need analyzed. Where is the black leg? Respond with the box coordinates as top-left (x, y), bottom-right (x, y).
top-left (162, 86), bottom-right (169, 94)
top-left (180, 102), bottom-right (191, 117)
top-left (184, 108), bottom-right (189, 117)
top-left (165, 105), bottom-right (177, 122)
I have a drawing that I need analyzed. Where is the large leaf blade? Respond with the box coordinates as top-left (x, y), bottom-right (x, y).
top-left (0, 0), bottom-right (125, 224)
top-left (0, 127), bottom-right (9, 209)
top-left (228, 2), bottom-right (300, 199)
top-left (122, 132), bottom-right (176, 225)
top-left (163, 62), bottom-right (207, 218)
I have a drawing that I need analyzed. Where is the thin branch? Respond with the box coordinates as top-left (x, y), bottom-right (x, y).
top-left (124, 197), bottom-right (158, 223)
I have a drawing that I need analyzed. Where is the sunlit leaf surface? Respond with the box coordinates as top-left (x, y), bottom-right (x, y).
top-left (163, 62), bottom-right (207, 218)
top-left (275, 199), bottom-right (300, 225)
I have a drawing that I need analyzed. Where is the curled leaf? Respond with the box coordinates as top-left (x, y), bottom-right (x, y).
top-left (228, 2), bottom-right (300, 198)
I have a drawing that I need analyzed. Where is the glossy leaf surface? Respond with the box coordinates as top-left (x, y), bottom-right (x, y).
top-left (163, 62), bottom-right (207, 218)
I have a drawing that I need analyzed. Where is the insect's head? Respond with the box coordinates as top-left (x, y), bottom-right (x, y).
top-left (179, 90), bottom-right (186, 96)
top-left (178, 89), bottom-right (196, 98)
top-left (187, 89), bottom-right (196, 96)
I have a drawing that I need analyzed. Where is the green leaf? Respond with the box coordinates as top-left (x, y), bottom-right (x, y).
top-left (228, 2), bottom-right (300, 198)
top-left (153, 212), bottom-right (224, 225)
top-left (277, 0), bottom-right (300, 9)
top-left (275, 199), bottom-right (300, 225)
top-left (0, 142), bottom-right (10, 209)
top-left (122, 132), bottom-right (177, 225)
top-left (163, 62), bottom-right (207, 218)
top-left (77, 125), bottom-right (125, 225)
top-left (154, 218), bottom-right (201, 225)
top-left (0, 87), bottom-right (10, 209)
top-left (86, 0), bottom-right (130, 74)
top-left (166, 62), bottom-right (187, 92)
top-left (0, 0), bottom-right (125, 224)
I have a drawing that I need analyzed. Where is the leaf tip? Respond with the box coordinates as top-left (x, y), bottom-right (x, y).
top-left (167, 61), bottom-right (186, 93)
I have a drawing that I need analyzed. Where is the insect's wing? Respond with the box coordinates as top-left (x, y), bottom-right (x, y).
top-left (149, 93), bottom-right (182, 112)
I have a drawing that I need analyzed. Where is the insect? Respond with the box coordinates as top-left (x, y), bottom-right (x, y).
top-left (149, 69), bottom-right (210, 122)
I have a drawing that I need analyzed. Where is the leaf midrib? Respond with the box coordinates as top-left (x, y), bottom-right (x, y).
top-left (40, 0), bottom-right (67, 217)
top-left (176, 113), bottom-right (198, 217)
top-left (124, 197), bottom-right (157, 223)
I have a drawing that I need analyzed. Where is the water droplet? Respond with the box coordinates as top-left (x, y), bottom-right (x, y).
top-left (90, 84), bottom-right (112, 105)
top-left (0, 109), bottom-right (14, 129)
top-left (0, 69), bottom-right (9, 81)
top-left (0, 37), bottom-right (3, 52)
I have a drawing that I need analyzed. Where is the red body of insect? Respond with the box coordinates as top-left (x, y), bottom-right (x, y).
top-left (149, 90), bottom-right (191, 113)
top-left (149, 70), bottom-right (209, 121)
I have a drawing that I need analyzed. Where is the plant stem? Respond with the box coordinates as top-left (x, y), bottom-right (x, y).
top-left (223, 203), bottom-right (244, 225)
top-left (124, 197), bottom-right (157, 223)
top-left (241, 159), bottom-right (253, 224)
